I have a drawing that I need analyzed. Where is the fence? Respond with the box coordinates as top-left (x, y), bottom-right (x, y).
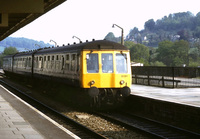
top-left (132, 66), bottom-right (200, 88)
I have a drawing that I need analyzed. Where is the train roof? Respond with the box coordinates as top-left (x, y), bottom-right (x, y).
top-left (34, 40), bottom-right (128, 55)
top-left (3, 40), bottom-right (129, 58)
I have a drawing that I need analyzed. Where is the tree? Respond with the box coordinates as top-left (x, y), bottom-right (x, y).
top-left (156, 40), bottom-right (189, 66)
top-left (0, 46), bottom-right (18, 67)
top-left (172, 40), bottom-right (189, 66)
top-left (177, 29), bottom-right (191, 41)
top-left (145, 19), bottom-right (155, 31)
top-left (3, 46), bottom-right (18, 55)
top-left (124, 41), bottom-right (135, 49)
top-left (128, 43), bottom-right (149, 64)
top-left (156, 40), bottom-right (174, 66)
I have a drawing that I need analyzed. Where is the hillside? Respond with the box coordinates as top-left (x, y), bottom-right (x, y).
top-left (105, 11), bottom-right (200, 47)
top-left (0, 37), bottom-right (51, 52)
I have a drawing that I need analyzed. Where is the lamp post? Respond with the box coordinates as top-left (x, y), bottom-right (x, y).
top-left (72, 36), bottom-right (81, 42)
top-left (112, 24), bottom-right (124, 45)
top-left (50, 39), bottom-right (57, 47)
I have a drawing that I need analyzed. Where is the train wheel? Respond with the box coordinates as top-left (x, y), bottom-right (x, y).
top-left (90, 96), bottom-right (101, 108)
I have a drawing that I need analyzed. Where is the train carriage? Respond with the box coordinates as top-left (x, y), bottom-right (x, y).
top-left (3, 40), bottom-right (131, 106)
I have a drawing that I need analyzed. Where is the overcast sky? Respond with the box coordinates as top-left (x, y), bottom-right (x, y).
top-left (10, 0), bottom-right (200, 45)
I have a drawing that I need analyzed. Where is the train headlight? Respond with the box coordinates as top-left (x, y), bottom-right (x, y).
top-left (90, 80), bottom-right (95, 85)
top-left (120, 80), bottom-right (125, 85)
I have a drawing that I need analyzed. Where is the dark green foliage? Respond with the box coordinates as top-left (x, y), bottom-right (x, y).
top-left (3, 46), bottom-right (18, 55)
top-left (0, 46), bottom-right (18, 68)
top-left (126, 11), bottom-right (200, 47)
top-left (156, 40), bottom-right (189, 66)
top-left (124, 41), bottom-right (149, 65)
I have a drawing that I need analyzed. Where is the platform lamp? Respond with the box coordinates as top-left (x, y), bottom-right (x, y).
top-left (112, 24), bottom-right (124, 45)
top-left (50, 39), bottom-right (57, 47)
top-left (72, 36), bottom-right (82, 43)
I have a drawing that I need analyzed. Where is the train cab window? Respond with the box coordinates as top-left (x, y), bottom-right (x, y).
top-left (86, 53), bottom-right (99, 73)
top-left (116, 53), bottom-right (128, 73)
top-left (102, 53), bottom-right (113, 73)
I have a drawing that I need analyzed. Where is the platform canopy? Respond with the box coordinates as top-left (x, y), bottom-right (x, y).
top-left (0, 0), bottom-right (66, 41)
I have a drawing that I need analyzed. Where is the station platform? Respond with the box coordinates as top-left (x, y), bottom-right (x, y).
top-left (131, 84), bottom-right (200, 108)
top-left (0, 84), bottom-right (79, 139)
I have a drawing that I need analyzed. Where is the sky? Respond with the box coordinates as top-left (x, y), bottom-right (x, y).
top-left (10, 0), bottom-right (200, 46)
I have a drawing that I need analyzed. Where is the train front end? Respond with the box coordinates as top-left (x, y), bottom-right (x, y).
top-left (81, 49), bottom-right (131, 106)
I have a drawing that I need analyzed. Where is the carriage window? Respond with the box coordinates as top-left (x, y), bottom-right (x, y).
top-left (56, 55), bottom-right (60, 60)
top-left (28, 57), bottom-right (32, 67)
top-left (71, 54), bottom-right (76, 71)
top-left (72, 54), bottom-right (76, 60)
top-left (86, 53), bottom-right (99, 73)
top-left (102, 53), bottom-right (113, 73)
top-left (116, 53), bottom-right (127, 73)
top-left (48, 56), bottom-right (50, 61)
top-left (65, 54), bottom-right (70, 70)
top-left (52, 56), bottom-right (54, 60)
top-left (66, 54), bottom-right (69, 60)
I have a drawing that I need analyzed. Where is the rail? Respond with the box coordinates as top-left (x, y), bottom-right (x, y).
top-left (0, 79), bottom-right (107, 139)
top-left (94, 111), bottom-right (200, 139)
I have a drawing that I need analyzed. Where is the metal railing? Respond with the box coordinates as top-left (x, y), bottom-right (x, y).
top-left (132, 66), bottom-right (200, 88)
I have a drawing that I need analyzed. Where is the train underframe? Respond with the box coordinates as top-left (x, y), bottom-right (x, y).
top-left (87, 86), bottom-right (131, 108)
top-left (3, 71), bottom-right (131, 108)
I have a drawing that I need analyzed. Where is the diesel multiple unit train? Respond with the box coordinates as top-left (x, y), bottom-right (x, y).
top-left (3, 40), bottom-right (131, 106)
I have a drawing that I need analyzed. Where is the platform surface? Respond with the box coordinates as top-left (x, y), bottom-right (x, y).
top-left (131, 84), bottom-right (200, 108)
top-left (0, 84), bottom-right (79, 139)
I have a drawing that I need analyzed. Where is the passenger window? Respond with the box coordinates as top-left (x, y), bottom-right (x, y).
top-left (72, 54), bottom-right (76, 60)
top-left (56, 55), bottom-right (59, 60)
top-left (86, 53), bottom-right (99, 73)
top-left (71, 54), bottom-right (76, 71)
top-left (29, 57), bottom-right (32, 67)
top-left (66, 54), bottom-right (69, 60)
top-left (65, 54), bottom-right (70, 70)
top-left (102, 53), bottom-right (113, 73)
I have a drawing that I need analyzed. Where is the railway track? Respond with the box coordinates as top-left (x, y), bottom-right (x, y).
top-left (94, 111), bottom-right (200, 139)
top-left (0, 79), bottom-right (107, 139)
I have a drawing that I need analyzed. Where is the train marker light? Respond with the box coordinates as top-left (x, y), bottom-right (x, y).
top-left (120, 80), bottom-right (125, 85)
top-left (90, 80), bottom-right (95, 86)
